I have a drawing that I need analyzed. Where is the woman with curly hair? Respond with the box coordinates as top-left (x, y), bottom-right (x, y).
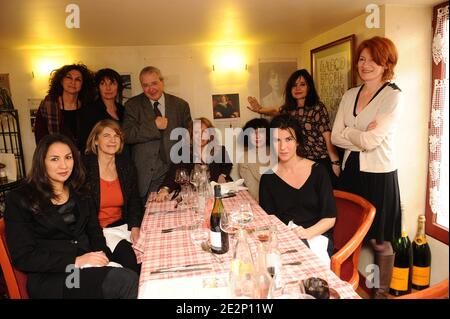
top-left (34, 63), bottom-right (95, 145)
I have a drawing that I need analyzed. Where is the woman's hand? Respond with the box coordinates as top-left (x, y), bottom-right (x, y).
top-left (294, 226), bottom-right (312, 240)
top-left (332, 164), bottom-right (341, 177)
top-left (75, 251), bottom-right (109, 268)
top-left (154, 188), bottom-right (169, 202)
top-left (367, 120), bottom-right (377, 131)
top-left (217, 174), bottom-right (227, 184)
top-left (247, 96), bottom-right (262, 113)
top-left (130, 227), bottom-right (140, 244)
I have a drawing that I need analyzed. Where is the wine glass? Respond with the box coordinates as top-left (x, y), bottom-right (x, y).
top-left (190, 165), bottom-right (201, 191)
top-left (175, 168), bottom-right (189, 208)
top-left (190, 227), bottom-right (209, 249)
top-left (230, 203), bottom-right (254, 229)
top-left (220, 209), bottom-right (239, 250)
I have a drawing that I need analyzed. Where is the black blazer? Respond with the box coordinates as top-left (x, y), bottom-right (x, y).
top-left (82, 153), bottom-right (143, 230)
top-left (4, 186), bottom-right (110, 298)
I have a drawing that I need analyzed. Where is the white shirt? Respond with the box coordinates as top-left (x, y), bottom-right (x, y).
top-left (331, 83), bottom-right (402, 173)
top-left (150, 94), bottom-right (166, 117)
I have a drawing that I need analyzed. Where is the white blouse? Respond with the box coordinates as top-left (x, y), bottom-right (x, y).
top-left (331, 83), bottom-right (403, 173)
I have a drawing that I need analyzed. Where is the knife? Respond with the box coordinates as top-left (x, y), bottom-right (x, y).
top-left (150, 263), bottom-right (212, 274)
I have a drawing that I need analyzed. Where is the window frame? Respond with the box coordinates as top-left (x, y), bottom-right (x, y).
top-left (425, 1), bottom-right (449, 245)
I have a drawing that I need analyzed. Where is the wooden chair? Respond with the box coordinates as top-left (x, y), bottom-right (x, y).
top-left (331, 190), bottom-right (376, 290)
top-left (0, 218), bottom-right (28, 299)
top-left (395, 279), bottom-right (449, 299)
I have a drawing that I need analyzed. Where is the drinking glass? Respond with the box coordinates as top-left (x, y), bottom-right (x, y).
top-left (190, 227), bottom-right (209, 249)
top-left (230, 203), bottom-right (254, 229)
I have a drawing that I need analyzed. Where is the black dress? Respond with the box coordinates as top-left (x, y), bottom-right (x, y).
top-left (259, 162), bottom-right (336, 255)
top-left (337, 84), bottom-right (401, 244)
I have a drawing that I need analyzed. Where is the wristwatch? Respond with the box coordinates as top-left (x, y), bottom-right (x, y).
top-left (158, 186), bottom-right (170, 193)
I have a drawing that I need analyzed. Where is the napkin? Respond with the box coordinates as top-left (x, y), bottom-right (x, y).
top-left (287, 221), bottom-right (330, 266)
top-left (210, 179), bottom-right (248, 195)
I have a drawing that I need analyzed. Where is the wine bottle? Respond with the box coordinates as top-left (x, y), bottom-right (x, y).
top-left (412, 215), bottom-right (431, 290)
top-left (209, 185), bottom-right (229, 254)
top-left (389, 229), bottom-right (412, 296)
top-left (229, 228), bottom-right (255, 298)
top-left (255, 242), bottom-right (272, 299)
top-left (265, 227), bottom-right (281, 278)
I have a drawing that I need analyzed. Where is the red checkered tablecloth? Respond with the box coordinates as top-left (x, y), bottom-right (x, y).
top-left (134, 191), bottom-right (361, 299)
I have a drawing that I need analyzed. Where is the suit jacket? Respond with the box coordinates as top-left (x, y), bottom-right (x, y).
top-left (4, 186), bottom-right (110, 298)
top-left (82, 153), bottom-right (143, 230)
top-left (122, 92), bottom-right (192, 196)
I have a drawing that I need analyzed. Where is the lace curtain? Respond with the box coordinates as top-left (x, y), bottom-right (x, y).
top-left (429, 3), bottom-right (449, 224)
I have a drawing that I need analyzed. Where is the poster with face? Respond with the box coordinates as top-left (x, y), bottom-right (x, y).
top-left (258, 61), bottom-right (297, 108)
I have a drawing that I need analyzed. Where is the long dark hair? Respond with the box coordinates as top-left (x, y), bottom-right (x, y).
top-left (281, 69), bottom-right (320, 112)
top-left (47, 63), bottom-right (95, 106)
top-left (26, 134), bottom-right (87, 214)
top-left (270, 114), bottom-right (306, 157)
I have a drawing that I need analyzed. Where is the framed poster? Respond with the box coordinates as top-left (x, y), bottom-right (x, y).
top-left (311, 35), bottom-right (355, 126)
top-left (258, 60), bottom-right (297, 108)
top-left (212, 93), bottom-right (240, 119)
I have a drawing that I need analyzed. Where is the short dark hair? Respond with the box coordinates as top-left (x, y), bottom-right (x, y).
top-left (26, 134), bottom-right (87, 214)
top-left (282, 69), bottom-right (320, 112)
top-left (241, 118), bottom-right (270, 148)
top-left (94, 68), bottom-right (124, 95)
top-left (269, 114), bottom-right (306, 157)
top-left (47, 63), bottom-right (95, 106)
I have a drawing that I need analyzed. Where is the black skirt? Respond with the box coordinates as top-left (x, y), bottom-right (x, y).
top-left (337, 152), bottom-right (401, 244)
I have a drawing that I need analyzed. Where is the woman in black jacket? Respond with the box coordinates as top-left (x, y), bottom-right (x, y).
top-left (82, 119), bottom-right (143, 273)
top-left (78, 68), bottom-right (126, 153)
top-left (4, 134), bottom-right (138, 298)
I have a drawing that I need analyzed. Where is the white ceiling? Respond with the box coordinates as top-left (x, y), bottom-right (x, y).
top-left (0, 0), bottom-right (441, 49)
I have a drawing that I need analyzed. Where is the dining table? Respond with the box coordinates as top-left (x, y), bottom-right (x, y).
top-left (133, 190), bottom-right (361, 299)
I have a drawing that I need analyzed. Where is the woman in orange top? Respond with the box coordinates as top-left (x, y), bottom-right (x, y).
top-left (83, 119), bottom-right (143, 273)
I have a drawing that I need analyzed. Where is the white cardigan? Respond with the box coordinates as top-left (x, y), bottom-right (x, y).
top-left (331, 83), bottom-right (402, 173)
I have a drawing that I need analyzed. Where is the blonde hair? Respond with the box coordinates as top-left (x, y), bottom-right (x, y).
top-left (85, 119), bottom-right (124, 155)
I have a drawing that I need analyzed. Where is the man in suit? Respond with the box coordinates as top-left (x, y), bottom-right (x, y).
top-left (123, 66), bottom-right (192, 204)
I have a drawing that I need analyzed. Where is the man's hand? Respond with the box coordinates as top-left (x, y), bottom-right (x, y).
top-left (155, 116), bottom-right (168, 130)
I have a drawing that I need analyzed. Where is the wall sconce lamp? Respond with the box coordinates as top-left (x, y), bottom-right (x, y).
top-left (211, 50), bottom-right (247, 72)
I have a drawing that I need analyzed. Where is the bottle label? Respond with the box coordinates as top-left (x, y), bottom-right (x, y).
top-left (412, 266), bottom-right (430, 286)
top-left (210, 231), bottom-right (222, 250)
top-left (390, 267), bottom-right (409, 291)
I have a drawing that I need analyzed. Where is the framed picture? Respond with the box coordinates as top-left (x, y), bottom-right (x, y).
top-left (212, 93), bottom-right (240, 119)
top-left (311, 35), bottom-right (355, 126)
top-left (120, 73), bottom-right (132, 105)
top-left (258, 60), bottom-right (297, 108)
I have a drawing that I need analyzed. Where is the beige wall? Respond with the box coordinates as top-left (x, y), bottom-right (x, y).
top-left (0, 43), bottom-right (300, 171)
top-left (384, 4), bottom-right (448, 285)
top-left (298, 7), bottom-right (385, 71)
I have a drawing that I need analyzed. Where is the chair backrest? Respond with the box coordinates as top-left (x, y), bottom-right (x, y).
top-left (0, 218), bottom-right (29, 299)
top-left (395, 279), bottom-right (449, 299)
top-left (331, 190), bottom-right (376, 290)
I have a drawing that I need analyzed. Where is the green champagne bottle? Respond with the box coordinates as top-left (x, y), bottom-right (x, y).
top-left (411, 215), bottom-right (431, 290)
top-left (389, 230), bottom-right (412, 296)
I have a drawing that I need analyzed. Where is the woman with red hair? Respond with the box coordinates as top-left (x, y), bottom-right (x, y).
top-left (331, 36), bottom-right (402, 299)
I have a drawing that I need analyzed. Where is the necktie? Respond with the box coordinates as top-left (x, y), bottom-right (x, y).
top-left (153, 100), bottom-right (167, 163)
top-left (153, 101), bottom-right (162, 117)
